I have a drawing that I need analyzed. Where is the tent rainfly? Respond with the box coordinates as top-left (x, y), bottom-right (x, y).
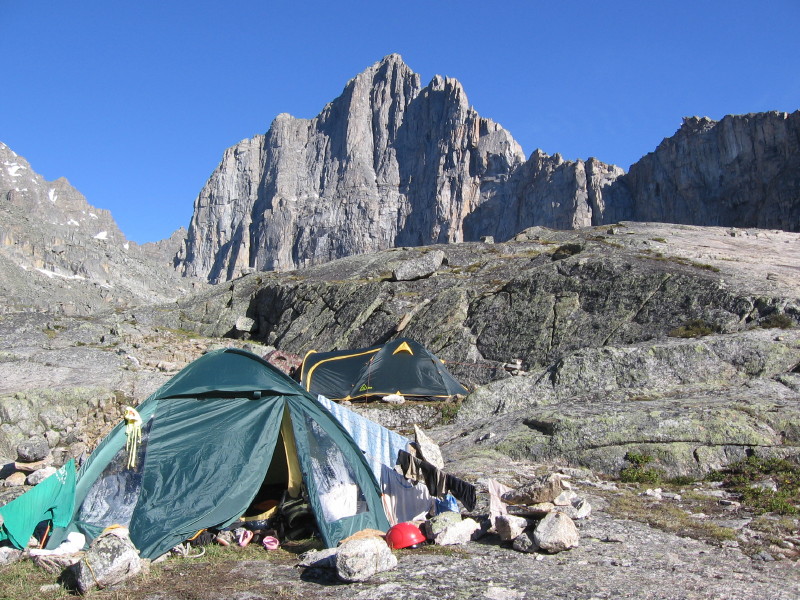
top-left (41, 348), bottom-right (389, 559)
top-left (300, 338), bottom-right (468, 401)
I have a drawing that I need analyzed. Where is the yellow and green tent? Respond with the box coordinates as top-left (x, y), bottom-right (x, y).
top-left (301, 338), bottom-right (468, 401)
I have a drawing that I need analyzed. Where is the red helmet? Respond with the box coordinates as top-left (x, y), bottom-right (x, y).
top-left (385, 522), bottom-right (426, 549)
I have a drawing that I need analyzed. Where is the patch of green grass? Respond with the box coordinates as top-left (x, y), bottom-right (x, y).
top-left (668, 319), bottom-right (720, 338)
top-left (0, 558), bottom-right (71, 600)
top-left (410, 543), bottom-right (469, 557)
top-left (665, 475), bottom-right (697, 486)
top-left (638, 252), bottom-right (721, 272)
top-left (606, 490), bottom-right (737, 545)
top-left (748, 514), bottom-right (799, 543)
top-left (707, 456), bottom-right (800, 515)
top-left (439, 399), bottom-right (462, 424)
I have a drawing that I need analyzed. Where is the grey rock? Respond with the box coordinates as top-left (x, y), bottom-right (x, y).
top-left (553, 490), bottom-right (577, 506)
top-left (26, 466), bottom-right (56, 485)
top-left (432, 517), bottom-right (481, 546)
top-left (3, 472), bottom-right (26, 487)
top-left (65, 531), bottom-right (145, 594)
top-left (414, 424), bottom-right (444, 469)
top-left (495, 514), bottom-right (532, 542)
top-left (511, 531), bottom-right (539, 553)
top-left (176, 54), bottom-right (799, 284)
top-left (176, 55), bottom-right (631, 282)
top-left (502, 474), bottom-right (565, 505)
top-left (16, 436), bottom-right (50, 462)
top-left (533, 512), bottom-right (580, 553)
top-left (235, 316), bottom-right (256, 333)
top-left (335, 537), bottom-right (397, 582)
top-left (553, 497), bottom-right (592, 520)
top-left (421, 510), bottom-right (463, 540)
top-left (392, 251), bottom-right (446, 281)
top-left (297, 547), bottom-right (338, 568)
top-left (0, 546), bottom-right (23, 566)
top-left (621, 112), bottom-right (800, 232)
top-left (0, 143), bottom-right (203, 315)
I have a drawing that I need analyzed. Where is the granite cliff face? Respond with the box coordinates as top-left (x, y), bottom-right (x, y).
top-left (176, 55), bottom-right (629, 282)
top-left (622, 112), bottom-right (800, 231)
top-left (0, 143), bottom-right (199, 314)
top-left (176, 55), bottom-right (799, 283)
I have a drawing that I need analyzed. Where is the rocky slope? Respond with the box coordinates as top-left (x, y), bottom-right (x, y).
top-left (176, 55), bottom-right (799, 283)
top-left (2, 220), bottom-right (797, 477)
top-left (1, 222), bottom-right (798, 593)
top-left (0, 142), bottom-right (201, 315)
top-left (125, 222), bottom-right (800, 477)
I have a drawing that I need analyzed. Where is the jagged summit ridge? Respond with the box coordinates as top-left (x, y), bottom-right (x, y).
top-left (175, 55), bottom-right (577, 282)
top-left (176, 56), bottom-right (800, 282)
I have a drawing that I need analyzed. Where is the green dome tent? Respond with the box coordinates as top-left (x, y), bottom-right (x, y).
top-left (300, 338), bottom-right (468, 401)
top-left (46, 348), bottom-right (389, 559)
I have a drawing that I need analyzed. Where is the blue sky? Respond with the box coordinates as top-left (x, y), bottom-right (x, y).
top-left (2, 1), bottom-right (798, 243)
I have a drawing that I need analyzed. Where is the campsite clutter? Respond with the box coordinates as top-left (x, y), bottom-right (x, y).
top-left (0, 344), bottom-right (593, 591)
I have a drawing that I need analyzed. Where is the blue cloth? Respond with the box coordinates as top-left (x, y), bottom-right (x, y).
top-left (316, 395), bottom-right (409, 482)
top-left (435, 493), bottom-right (459, 514)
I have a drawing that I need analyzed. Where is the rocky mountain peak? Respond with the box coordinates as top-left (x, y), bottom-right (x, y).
top-left (176, 57), bottom-right (537, 282)
top-left (0, 143), bottom-right (201, 314)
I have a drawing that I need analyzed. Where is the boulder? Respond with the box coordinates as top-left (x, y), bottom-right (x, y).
top-left (335, 537), bottom-right (397, 582)
top-left (508, 502), bottom-right (554, 517)
top-left (532, 512), bottom-right (580, 553)
top-left (414, 425), bottom-right (444, 469)
top-left (392, 251), bottom-right (446, 282)
top-left (14, 456), bottom-right (53, 473)
top-left (553, 490), bottom-right (577, 506)
top-left (432, 518), bottom-right (481, 546)
top-left (26, 466), bottom-right (57, 486)
top-left (502, 474), bottom-right (564, 505)
top-left (16, 437), bottom-right (50, 462)
top-left (495, 514), bottom-right (531, 542)
top-left (234, 316), bottom-right (256, 333)
top-left (0, 546), bottom-right (23, 566)
top-left (420, 510), bottom-right (463, 540)
top-left (298, 547), bottom-right (338, 569)
top-left (65, 529), bottom-right (145, 594)
top-left (512, 531), bottom-right (539, 554)
top-left (3, 471), bottom-right (26, 487)
top-left (553, 497), bottom-right (592, 520)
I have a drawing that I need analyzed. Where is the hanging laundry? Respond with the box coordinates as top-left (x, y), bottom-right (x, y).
top-left (396, 450), bottom-right (476, 511)
top-left (380, 464), bottom-right (433, 526)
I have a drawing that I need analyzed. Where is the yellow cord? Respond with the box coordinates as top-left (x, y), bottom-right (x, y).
top-left (123, 406), bottom-right (142, 469)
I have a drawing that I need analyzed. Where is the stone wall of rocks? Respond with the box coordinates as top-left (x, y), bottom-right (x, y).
top-left (0, 387), bottom-right (127, 471)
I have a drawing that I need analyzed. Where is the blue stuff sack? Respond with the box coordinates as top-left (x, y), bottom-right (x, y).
top-left (434, 493), bottom-right (459, 514)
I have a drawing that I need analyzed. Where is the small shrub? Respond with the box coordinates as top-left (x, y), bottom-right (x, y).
top-left (665, 475), bottom-right (696, 486)
top-left (551, 243), bottom-right (583, 261)
top-left (619, 451), bottom-right (663, 484)
top-left (668, 319), bottom-right (719, 338)
top-left (760, 313), bottom-right (794, 329)
top-left (707, 456), bottom-right (800, 515)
